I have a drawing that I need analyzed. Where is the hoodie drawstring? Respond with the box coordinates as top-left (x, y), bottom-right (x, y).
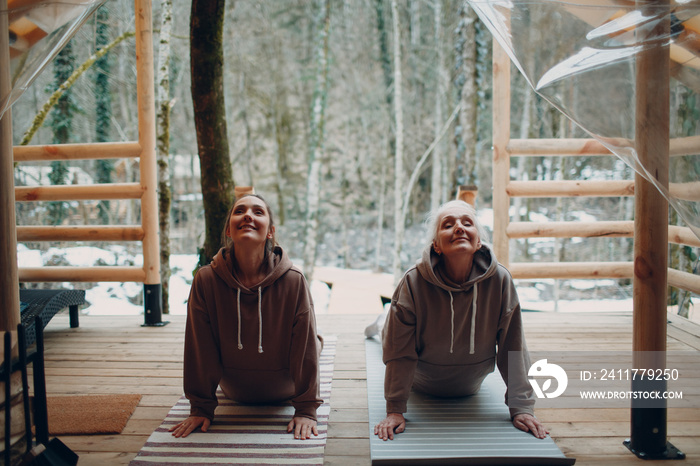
top-left (236, 287), bottom-right (264, 353)
top-left (236, 288), bottom-right (243, 350)
top-left (470, 284), bottom-right (477, 355)
top-left (257, 287), bottom-right (264, 353)
top-left (448, 285), bottom-right (477, 355)
top-left (448, 291), bottom-right (455, 354)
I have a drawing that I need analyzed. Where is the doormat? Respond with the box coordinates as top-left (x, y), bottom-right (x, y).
top-left (47, 394), bottom-right (142, 435)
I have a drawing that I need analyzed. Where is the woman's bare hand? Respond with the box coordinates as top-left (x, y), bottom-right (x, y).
top-left (513, 413), bottom-right (549, 439)
top-left (374, 413), bottom-right (406, 440)
top-left (169, 415), bottom-right (211, 438)
top-left (287, 416), bottom-right (318, 440)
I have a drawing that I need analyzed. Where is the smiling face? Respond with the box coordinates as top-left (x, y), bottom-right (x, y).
top-left (225, 196), bottom-right (274, 248)
top-left (432, 204), bottom-right (481, 259)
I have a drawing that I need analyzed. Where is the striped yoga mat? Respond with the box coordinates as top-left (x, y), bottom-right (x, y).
top-left (130, 337), bottom-right (336, 465)
top-left (366, 337), bottom-right (575, 465)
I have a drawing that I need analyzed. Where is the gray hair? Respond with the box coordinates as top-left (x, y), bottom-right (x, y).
top-left (425, 200), bottom-right (490, 246)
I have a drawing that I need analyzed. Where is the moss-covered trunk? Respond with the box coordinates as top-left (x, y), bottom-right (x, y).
top-left (191, 0), bottom-right (234, 264)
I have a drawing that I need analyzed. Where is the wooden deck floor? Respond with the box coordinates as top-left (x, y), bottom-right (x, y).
top-left (35, 308), bottom-right (700, 466)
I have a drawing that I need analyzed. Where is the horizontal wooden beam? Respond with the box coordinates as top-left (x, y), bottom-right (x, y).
top-left (17, 226), bottom-right (144, 242)
top-left (670, 181), bottom-right (700, 202)
top-left (668, 225), bottom-right (700, 247)
top-left (508, 138), bottom-right (611, 156)
top-left (15, 183), bottom-right (144, 201)
top-left (19, 266), bottom-right (146, 283)
top-left (507, 180), bottom-right (635, 197)
top-left (508, 136), bottom-right (698, 157)
top-left (509, 262), bottom-right (634, 279)
top-left (13, 142), bottom-right (142, 162)
top-left (507, 222), bottom-right (700, 247)
top-left (508, 221), bottom-right (633, 238)
top-left (668, 268), bottom-right (700, 295)
top-left (669, 136), bottom-right (700, 157)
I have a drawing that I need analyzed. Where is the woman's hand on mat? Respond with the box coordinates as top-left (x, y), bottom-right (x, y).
top-left (513, 413), bottom-right (549, 439)
top-left (287, 416), bottom-right (318, 440)
top-left (374, 413), bottom-right (406, 440)
top-left (169, 416), bottom-right (211, 438)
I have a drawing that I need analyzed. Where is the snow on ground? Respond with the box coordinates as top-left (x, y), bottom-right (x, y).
top-left (17, 245), bottom-right (695, 322)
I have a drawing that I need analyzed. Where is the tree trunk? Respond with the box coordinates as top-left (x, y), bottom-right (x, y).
top-left (302, 0), bottom-right (330, 280)
top-left (375, 136), bottom-right (387, 271)
top-left (239, 72), bottom-right (255, 186)
top-left (191, 0), bottom-right (234, 265)
top-left (430, 0), bottom-right (444, 212)
top-left (391, 0), bottom-right (405, 283)
top-left (454, 4), bottom-right (478, 188)
top-left (157, 0), bottom-right (173, 313)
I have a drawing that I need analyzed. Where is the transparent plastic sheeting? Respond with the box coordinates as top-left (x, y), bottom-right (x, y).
top-left (469, 0), bottom-right (700, 240)
top-left (1, 0), bottom-right (107, 121)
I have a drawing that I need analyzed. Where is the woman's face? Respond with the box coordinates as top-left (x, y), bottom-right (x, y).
top-left (433, 204), bottom-right (481, 259)
top-left (226, 196), bottom-right (273, 247)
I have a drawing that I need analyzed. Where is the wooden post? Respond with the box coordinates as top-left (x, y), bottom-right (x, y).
top-left (0, 0), bottom-right (20, 333)
top-left (457, 185), bottom-right (478, 206)
top-left (492, 35), bottom-right (511, 267)
top-left (624, 0), bottom-right (683, 459)
top-left (135, 0), bottom-right (164, 326)
top-left (234, 186), bottom-right (255, 199)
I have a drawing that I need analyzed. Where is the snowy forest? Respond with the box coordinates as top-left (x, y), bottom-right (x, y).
top-left (11, 0), bottom-right (699, 315)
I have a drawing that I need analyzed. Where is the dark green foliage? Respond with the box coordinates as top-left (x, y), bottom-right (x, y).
top-left (95, 6), bottom-right (114, 224)
top-left (48, 41), bottom-right (77, 225)
top-left (669, 87), bottom-right (699, 316)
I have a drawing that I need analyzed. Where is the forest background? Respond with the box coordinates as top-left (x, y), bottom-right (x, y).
top-left (11, 0), bottom-right (698, 316)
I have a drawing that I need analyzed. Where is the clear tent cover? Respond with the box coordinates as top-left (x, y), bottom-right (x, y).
top-left (469, 0), bottom-right (700, 240)
top-left (2, 0), bottom-right (107, 122)
top-left (2, 0), bottom-right (700, 239)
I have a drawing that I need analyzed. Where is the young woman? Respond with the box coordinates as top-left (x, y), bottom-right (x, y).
top-left (170, 194), bottom-right (322, 440)
top-left (374, 200), bottom-right (548, 440)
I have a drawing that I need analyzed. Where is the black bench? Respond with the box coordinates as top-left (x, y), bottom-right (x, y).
top-left (19, 289), bottom-right (86, 345)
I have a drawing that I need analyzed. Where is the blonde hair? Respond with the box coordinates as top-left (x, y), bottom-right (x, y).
top-left (221, 194), bottom-right (277, 256)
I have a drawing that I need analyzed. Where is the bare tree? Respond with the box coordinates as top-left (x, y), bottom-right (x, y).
top-left (391, 0), bottom-right (405, 283)
top-left (157, 0), bottom-right (173, 312)
top-left (430, 0), bottom-right (447, 211)
top-left (191, 0), bottom-right (234, 264)
top-left (302, 0), bottom-right (331, 280)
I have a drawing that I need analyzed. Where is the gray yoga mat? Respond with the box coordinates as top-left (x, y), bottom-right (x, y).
top-left (366, 337), bottom-right (575, 465)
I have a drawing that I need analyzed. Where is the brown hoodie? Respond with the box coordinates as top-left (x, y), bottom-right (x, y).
top-left (184, 245), bottom-right (321, 421)
top-left (382, 243), bottom-right (535, 418)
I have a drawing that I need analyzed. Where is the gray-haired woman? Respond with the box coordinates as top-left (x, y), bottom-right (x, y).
top-left (374, 200), bottom-right (548, 441)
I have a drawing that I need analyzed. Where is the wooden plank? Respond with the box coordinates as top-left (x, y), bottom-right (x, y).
top-left (327, 421), bottom-right (369, 438)
top-left (33, 311), bottom-right (699, 465)
top-left (537, 408), bottom-right (700, 423)
top-left (63, 451), bottom-right (135, 466)
top-left (13, 141), bottom-right (142, 162)
top-left (59, 434), bottom-right (148, 453)
top-left (545, 421), bottom-right (700, 438)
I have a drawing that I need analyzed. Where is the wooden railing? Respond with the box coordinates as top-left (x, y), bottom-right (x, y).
top-left (491, 42), bottom-right (700, 297)
top-left (12, 0), bottom-right (163, 324)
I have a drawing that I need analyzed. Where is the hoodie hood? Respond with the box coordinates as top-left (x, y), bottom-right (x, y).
top-left (417, 242), bottom-right (498, 290)
top-left (210, 246), bottom-right (293, 353)
top-left (416, 243), bottom-right (498, 354)
top-left (211, 245), bottom-right (292, 293)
